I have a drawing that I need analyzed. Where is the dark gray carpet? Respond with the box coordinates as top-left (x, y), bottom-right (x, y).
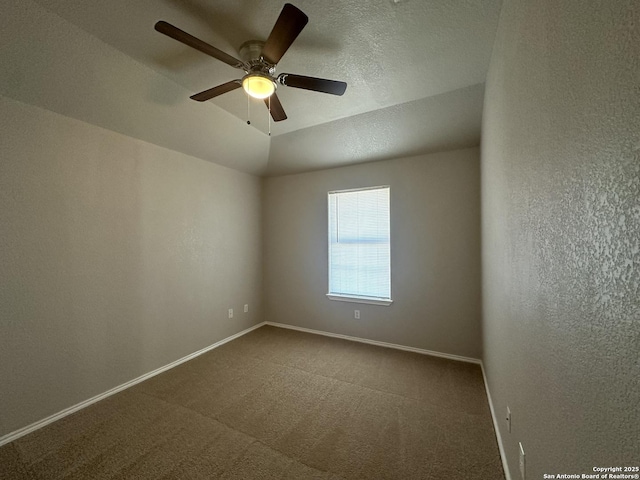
top-left (0, 325), bottom-right (505, 479)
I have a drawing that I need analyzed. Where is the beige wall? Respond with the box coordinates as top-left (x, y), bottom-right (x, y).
top-left (263, 148), bottom-right (482, 358)
top-left (0, 95), bottom-right (262, 437)
top-left (482, 0), bottom-right (640, 476)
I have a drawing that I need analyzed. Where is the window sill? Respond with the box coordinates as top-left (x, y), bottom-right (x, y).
top-left (326, 294), bottom-right (393, 306)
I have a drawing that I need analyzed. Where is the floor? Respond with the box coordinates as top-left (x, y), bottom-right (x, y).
top-left (0, 325), bottom-right (505, 479)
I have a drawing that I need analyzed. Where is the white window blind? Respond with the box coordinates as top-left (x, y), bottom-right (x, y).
top-left (328, 186), bottom-right (391, 303)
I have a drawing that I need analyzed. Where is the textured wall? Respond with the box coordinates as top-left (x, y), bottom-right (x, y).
top-left (263, 148), bottom-right (482, 358)
top-left (482, 0), bottom-right (640, 477)
top-left (0, 95), bottom-right (262, 437)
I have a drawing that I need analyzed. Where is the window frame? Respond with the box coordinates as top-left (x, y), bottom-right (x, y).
top-left (326, 185), bottom-right (393, 306)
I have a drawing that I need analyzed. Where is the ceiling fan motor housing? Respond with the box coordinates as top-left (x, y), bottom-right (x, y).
top-left (239, 39), bottom-right (277, 99)
top-left (240, 40), bottom-right (275, 73)
top-left (239, 40), bottom-right (264, 62)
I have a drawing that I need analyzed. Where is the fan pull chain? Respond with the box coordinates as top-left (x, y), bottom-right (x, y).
top-left (246, 93), bottom-right (251, 125)
top-left (268, 96), bottom-right (271, 136)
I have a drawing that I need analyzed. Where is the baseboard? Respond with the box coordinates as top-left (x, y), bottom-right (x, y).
top-left (480, 362), bottom-right (511, 480)
top-left (1, 318), bottom-right (508, 480)
top-left (265, 322), bottom-right (509, 476)
top-left (0, 321), bottom-right (266, 448)
top-left (265, 321), bottom-right (481, 364)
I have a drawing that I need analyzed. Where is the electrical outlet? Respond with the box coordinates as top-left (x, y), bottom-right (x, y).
top-left (519, 442), bottom-right (525, 479)
top-left (354, 310), bottom-right (360, 319)
top-left (244, 304), bottom-right (249, 313)
top-left (506, 406), bottom-right (511, 433)
top-left (228, 308), bottom-right (233, 319)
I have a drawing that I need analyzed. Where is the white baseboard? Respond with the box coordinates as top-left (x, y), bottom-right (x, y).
top-left (2, 320), bottom-right (509, 480)
top-left (480, 362), bottom-right (511, 480)
top-left (265, 322), bottom-right (509, 478)
top-left (265, 321), bottom-right (481, 364)
top-left (0, 322), bottom-right (266, 447)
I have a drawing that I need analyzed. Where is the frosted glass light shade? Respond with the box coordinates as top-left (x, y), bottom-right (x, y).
top-left (242, 75), bottom-right (275, 99)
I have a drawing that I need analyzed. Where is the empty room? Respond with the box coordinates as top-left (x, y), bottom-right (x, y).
top-left (0, 0), bottom-right (638, 479)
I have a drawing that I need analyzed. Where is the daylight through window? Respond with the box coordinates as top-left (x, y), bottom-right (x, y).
top-left (327, 186), bottom-right (392, 305)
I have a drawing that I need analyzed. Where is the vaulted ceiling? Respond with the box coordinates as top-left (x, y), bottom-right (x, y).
top-left (1, 0), bottom-right (502, 175)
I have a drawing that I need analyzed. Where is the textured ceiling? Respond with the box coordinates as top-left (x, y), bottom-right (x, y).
top-left (2, 0), bottom-right (502, 175)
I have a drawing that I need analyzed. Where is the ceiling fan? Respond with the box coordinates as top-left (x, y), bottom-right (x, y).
top-left (154, 3), bottom-right (347, 122)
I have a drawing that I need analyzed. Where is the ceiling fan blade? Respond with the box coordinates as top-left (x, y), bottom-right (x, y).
top-left (261, 4), bottom-right (308, 65)
top-left (278, 74), bottom-right (347, 96)
top-left (264, 93), bottom-right (287, 122)
top-left (190, 81), bottom-right (242, 102)
top-left (155, 21), bottom-right (245, 69)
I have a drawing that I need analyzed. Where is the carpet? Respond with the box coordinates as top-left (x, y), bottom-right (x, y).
top-left (0, 325), bottom-right (505, 479)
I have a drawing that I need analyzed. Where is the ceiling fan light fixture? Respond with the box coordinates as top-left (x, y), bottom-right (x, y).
top-left (242, 74), bottom-right (275, 99)
top-left (155, 4), bottom-right (346, 122)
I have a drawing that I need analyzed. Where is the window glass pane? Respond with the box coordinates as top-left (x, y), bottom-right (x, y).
top-left (328, 186), bottom-right (390, 300)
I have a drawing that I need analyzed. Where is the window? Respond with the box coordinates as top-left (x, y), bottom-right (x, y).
top-left (327, 186), bottom-right (392, 305)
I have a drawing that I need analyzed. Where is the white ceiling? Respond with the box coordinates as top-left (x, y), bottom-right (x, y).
top-left (2, 0), bottom-right (502, 175)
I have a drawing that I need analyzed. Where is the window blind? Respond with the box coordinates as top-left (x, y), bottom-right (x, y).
top-left (328, 186), bottom-right (391, 301)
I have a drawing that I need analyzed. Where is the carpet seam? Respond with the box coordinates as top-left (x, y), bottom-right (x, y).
top-left (250, 353), bottom-right (487, 421)
top-left (136, 387), bottom-right (334, 478)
